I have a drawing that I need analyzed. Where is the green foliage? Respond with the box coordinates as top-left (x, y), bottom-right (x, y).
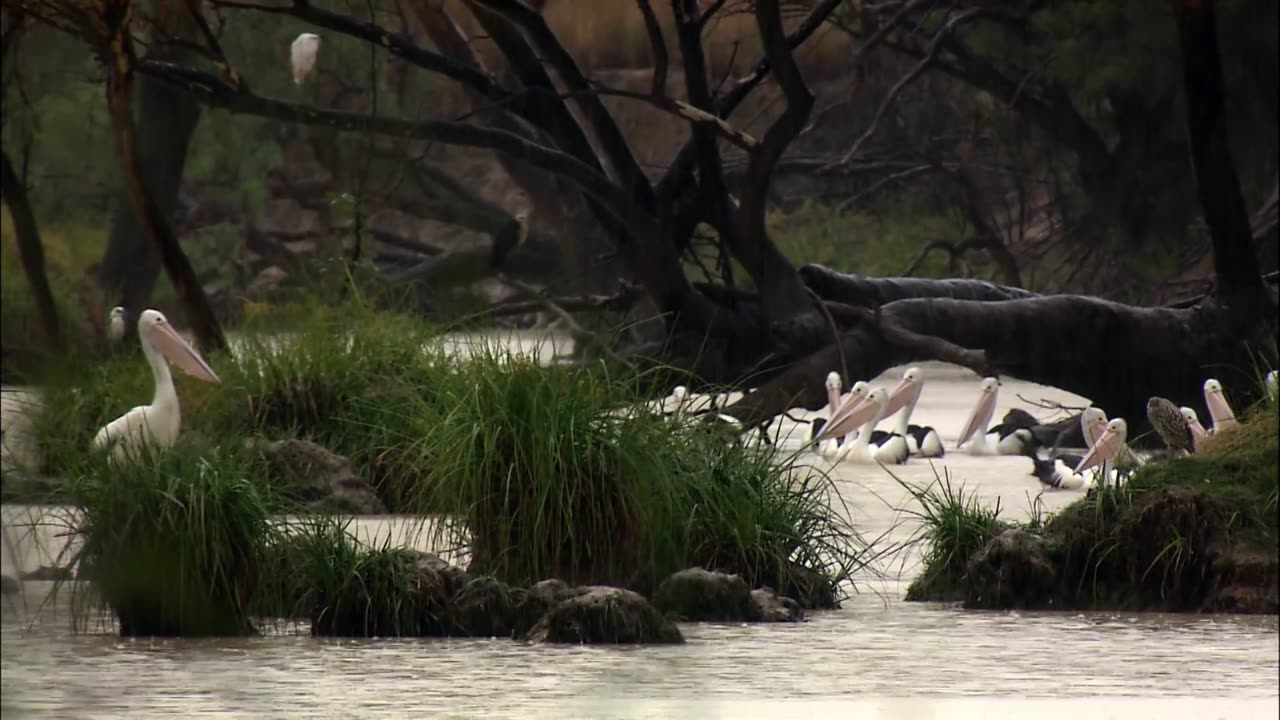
top-left (66, 443), bottom-right (271, 636)
top-left (899, 471), bottom-right (1006, 600)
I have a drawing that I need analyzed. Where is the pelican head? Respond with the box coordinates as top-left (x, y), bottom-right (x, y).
top-left (138, 310), bottom-right (221, 384)
top-left (1105, 417), bottom-right (1127, 436)
top-left (957, 377), bottom-right (999, 447)
top-left (825, 371), bottom-right (842, 390)
top-left (290, 33), bottom-right (323, 85)
top-left (1074, 416), bottom-right (1128, 474)
top-left (866, 387), bottom-right (889, 407)
top-left (1203, 377), bottom-right (1236, 429)
top-left (883, 366), bottom-right (925, 417)
top-left (672, 385), bottom-right (688, 403)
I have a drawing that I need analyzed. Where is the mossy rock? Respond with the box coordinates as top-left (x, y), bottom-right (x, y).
top-left (447, 576), bottom-right (520, 638)
top-left (963, 528), bottom-right (1058, 610)
top-left (653, 568), bottom-right (752, 621)
top-left (748, 587), bottom-right (805, 622)
top-left (524, 587), bottom-right (684, 644)
top-left (512, 579), bottom-right (575, 638)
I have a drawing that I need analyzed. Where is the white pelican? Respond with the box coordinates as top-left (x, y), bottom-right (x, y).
top-left (1074, 417), bottom-right (1128, 487)
top-left (107, 306), bottom-right (126, 343)
top-left (811, 380), bottom-right (871, 450)
top-left (1180, 406), bottom-right (1209, 451)
top-left (92, 310), bottom-right (221, 463)
top-left (880, 367), bottom-right (943, 458)
top-left (956, 377), bottom-right (1032, 455)
top-left (1080, 406), bottom-right (1108, 449)
top-left (1203, 378), bottom-right (1236, 432)
top-left (290, 33), bottom-right (322, 85)
top-left (828, 388), bottom-right (908, 465)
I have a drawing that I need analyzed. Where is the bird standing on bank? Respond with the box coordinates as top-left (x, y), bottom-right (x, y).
top-left (1147, 396), bottom-right (1194, 455)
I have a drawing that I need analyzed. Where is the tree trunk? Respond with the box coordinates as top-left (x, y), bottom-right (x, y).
top-left (0, 149), bottom-right (63, 350)
top-left (101, 21), bottom-right (226, 353)
top-left (95, 39), bottom-right (202, 332)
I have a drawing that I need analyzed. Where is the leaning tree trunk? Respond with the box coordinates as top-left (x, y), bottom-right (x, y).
top-left (95, 38), bottom-right (202, 337)
top-left (0, 149), bottom-right (63, 350)
top-left (98, 4), bottom-right (226, 352)
top-left (723, 0), bottom-right (1278, 440)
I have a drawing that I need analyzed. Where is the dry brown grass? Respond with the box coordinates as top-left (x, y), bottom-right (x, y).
top-left (1198, 408), bottom-right (1279, 458)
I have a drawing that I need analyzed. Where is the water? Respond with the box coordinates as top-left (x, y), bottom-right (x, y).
top-left (2, 338), bottom-right (1277, 718)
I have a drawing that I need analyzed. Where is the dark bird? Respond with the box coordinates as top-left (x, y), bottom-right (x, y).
top-left (1147, 396), bottom-right (1193, 455)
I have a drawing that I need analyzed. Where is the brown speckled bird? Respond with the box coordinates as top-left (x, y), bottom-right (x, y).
top-left (1147, 396), bottom-right (1193, 455)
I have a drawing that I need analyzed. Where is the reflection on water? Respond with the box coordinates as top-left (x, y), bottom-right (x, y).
top-left (3, 346), bottom-right (1278, 718)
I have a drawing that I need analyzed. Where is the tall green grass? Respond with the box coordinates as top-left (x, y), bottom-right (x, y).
top-left (65, 444), bottom-right (271, 636)
top-left (899, 470), bottom-right (1006, 601)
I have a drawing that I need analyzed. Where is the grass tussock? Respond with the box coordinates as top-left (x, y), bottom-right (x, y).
top-left (67, 444), bottom-right (271, 636)
top-left (408, 349), bottom-right (865, 603)
top-left (899, 471), bottom-right (1006, 601)
top-left (901, 393), bottom-right (1278, 611)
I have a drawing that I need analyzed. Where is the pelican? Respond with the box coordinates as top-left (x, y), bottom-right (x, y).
top-left (290, 33), bottom-right (322, 85)
top-left (1180, 406), bottom-right (1209, 451)
top-left (1147, 396), bottom-right (1193, 455)
top-left (878, 367), bottom-right (944, 458)
top-left (811, 380), bottom-right (871, 449)
top-left (1023, 438), bottom-right (1091, 490)
top-left (1203, 379), bottom-right (1236, 432)
top-left (92, 310), bottom-right (221, 463)
top-left (828, 388), bottom-right (909, 465)
top-left (1080, 406), bottom-right (1108, 449)
top-left (670, 385), bottom-right (690, 418)
top-left (107, 306), bottom-right (126, 343)
top-left (1267, 370), bottom-right (1278, 401)
top-left (1074, 417), bottom-right (1129, 487)
top-left (956, 377), bottom-right (1033, 455)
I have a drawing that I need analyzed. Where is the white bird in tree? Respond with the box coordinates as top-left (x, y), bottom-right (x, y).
top-left (1202, 378), bottom-right (1236, 432)
top-left (107, 306), bottom-right (127, 343)
top-left (291, 33), bottom-right (323, 85)
top-left (92, 310), bottom-right (222, 463)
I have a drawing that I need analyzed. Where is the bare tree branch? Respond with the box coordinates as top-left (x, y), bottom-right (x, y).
top-left (634, 0), bottom-right (668, 97)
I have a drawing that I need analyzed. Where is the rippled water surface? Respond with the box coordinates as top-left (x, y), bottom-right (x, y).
top-left (2, 335), bottom-right (1277, 718)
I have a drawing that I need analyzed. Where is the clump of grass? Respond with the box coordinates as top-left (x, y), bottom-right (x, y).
top-left (411, 349), bottom-right (865, 604)
top-left (66, 444), bottom-right (271, 636)
top-left (899, 471), bottom-right (1006, 601)
top-left (259, 517), bottom-right (447, 637)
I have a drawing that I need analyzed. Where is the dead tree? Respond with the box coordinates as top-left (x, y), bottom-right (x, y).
top-left (21, 0), bottom-right (1276, 435)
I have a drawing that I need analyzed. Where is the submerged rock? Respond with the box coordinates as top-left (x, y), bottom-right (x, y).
top-left (249, 438), bottom-right (387, 515)
top-left (964, 528), bottom-right (1057, 610)
top-left (524, 586), bottom-right (684, 644)
top-left (748, 587), bottom-right (805, 622)
top-left (448, 576), bottom-right (520, 638)
top-left (654, 568), bottom-right (752, 621)
top-left (512, 579), bottom-right (575, 638)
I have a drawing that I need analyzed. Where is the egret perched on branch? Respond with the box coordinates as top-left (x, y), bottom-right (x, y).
top-left (92, 310), bottom-right (222, 464)
top-left (107, 306), bottom-right (127, 344)
top-left (291, 33), bottom-right (322, 85)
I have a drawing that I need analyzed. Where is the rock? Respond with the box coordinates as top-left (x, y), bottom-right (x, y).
top-left (512, 579), bottom-right (574, 638)
top-left (249, 438), bottom-right (388, 515)
top-left (653, 568), bottom-right (752, 621)
top-left (398, 550), bottom-right (473, 596)
top-left (448, 576), bottom-right (519, 637)
top-left (963, 528), bottom-right (1057, 610)
top-left (748, 587), bottom-right (805, 622)
top-left (20, 565), bottom-right (73, 582)
top-left (524, 586), bottom-right (683, 645)
top-left (247, 266), bottom-right (288, 297)
top-left (778, 561), bottom-right (840, 610)
top-left (1, 575), bottom-right (18, 595)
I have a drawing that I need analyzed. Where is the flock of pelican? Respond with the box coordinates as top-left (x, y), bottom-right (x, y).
top-left (92, 302), bottom-right (1275, 487)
